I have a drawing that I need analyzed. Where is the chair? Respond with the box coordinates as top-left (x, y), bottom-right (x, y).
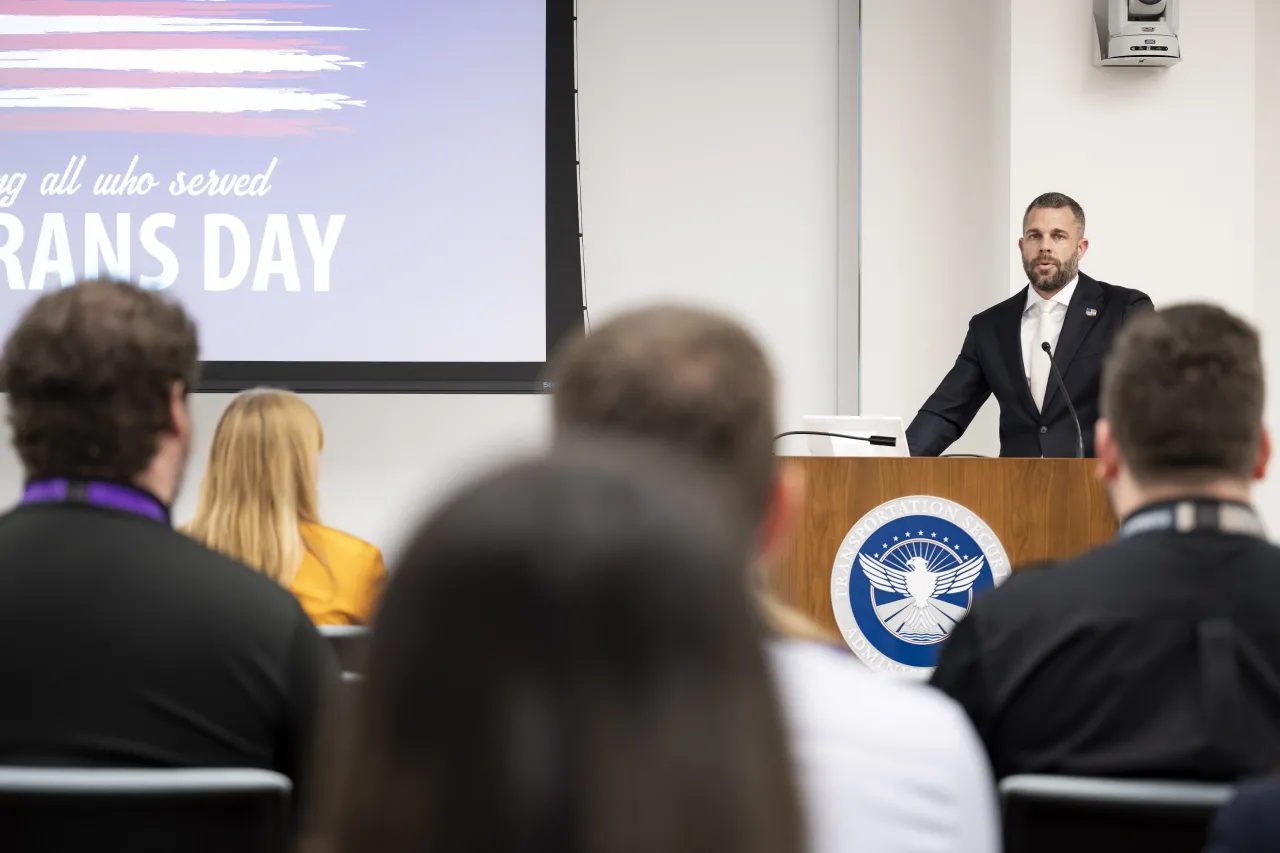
top-left (1001, 775), bottom-right (1235, 853)
top-left (0, 767), bottom-right (292, 853)
top-left (319, 624), bottom-right (371, 674)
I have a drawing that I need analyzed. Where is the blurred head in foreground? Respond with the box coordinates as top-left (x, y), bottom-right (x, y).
top-left (547, 305), bottom-right (824, 640)
top-left (0, 279), bottom-right (199, 505)
top-left (330, 441), bottom-right (804, 853)
top-left (1097, 303), bottom-right (1270, 517)
top-left (187, 388), bottom-right (325, 584)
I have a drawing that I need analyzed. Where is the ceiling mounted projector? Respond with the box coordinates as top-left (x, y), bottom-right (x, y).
top-left (1093, 0), bottom-right (1182, 66)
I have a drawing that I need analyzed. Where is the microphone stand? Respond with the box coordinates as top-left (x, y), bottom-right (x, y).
top-left (1040, 341), bottom-right (1084, 459)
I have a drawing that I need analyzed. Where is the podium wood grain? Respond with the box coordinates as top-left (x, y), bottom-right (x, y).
top-left (774, 457), bottom-right (1117, 636)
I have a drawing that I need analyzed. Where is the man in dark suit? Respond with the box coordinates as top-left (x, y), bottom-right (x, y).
top-left (930, 304), bottom-right (1280, 782)
top-left (907, 192), bottom-right (1152, 457)
top-left (0, 280), bottom-right (338, 793)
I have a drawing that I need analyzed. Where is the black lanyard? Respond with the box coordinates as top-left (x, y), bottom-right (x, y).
top-left (21, 479), bottom-right (170, 525)
top-left (1117, 500), bottom-right (1265, 541)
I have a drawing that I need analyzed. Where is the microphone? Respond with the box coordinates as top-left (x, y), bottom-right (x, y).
top-left (1040, 341), bottom-right (1084, 458)
top-left (773, 430), bottom-right (897, 447)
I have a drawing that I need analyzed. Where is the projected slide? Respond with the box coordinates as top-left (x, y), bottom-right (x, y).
top-left (0, 0), bottom-right (549, 365)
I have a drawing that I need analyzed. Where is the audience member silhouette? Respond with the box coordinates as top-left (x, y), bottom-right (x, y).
top-left (324, 442), bottom-right (805, 853)
top-left (187, 389), bottom-right (386, 626)
top-left (547, 305), bottom-right (998, 853)
top-left (933, 304), bottom-right (1280, 781)
top-left (0, 280), bottom-right (337, 794)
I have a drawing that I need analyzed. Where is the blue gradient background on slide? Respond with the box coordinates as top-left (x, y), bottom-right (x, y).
top-left (0, 0), bottom-right (547, 362)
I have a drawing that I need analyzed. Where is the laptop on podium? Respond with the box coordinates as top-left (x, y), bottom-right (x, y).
top-left (798, 416), bottom-right (910, 458)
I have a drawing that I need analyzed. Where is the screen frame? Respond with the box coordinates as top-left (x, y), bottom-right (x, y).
top-left (198, 0), bottom-right (583, 394)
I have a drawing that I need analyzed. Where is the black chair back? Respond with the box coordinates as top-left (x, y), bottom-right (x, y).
top-left (1001, 775), bottom-right (1234, 853)
top-left (0, 767), bottom-right (291, 853)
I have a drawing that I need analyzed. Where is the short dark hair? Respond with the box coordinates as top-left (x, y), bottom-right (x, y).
top-left (1101, 303), bottom-right (1264, 484)
top-left (547, 306), bottom-right (777, 527)
top-left (329, 441), bottom-right (804, 853)
top-left (1, 279), bottom-right (199, 483)
top-left (1024, 192), bottom-right (1086, 235)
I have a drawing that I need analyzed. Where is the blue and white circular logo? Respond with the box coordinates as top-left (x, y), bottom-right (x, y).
top-left (830, 495), bottom-right (1011, 677)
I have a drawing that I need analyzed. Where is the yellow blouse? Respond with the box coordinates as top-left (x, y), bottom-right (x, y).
top-left (291, 523), bottom-right (387, 626)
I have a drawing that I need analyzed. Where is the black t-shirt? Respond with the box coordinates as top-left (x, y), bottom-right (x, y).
top-left (931, 529), bottom-right (1280, 781)
top-left (0, 502), bottom-right (339, 794)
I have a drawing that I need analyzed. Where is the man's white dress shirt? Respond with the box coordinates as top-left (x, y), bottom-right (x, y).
top-left (1021, 277), bottom-right (1077, 409)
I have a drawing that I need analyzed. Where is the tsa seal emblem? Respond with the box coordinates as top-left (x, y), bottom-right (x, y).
top-left (830, 495), bottom-right (1011, 676)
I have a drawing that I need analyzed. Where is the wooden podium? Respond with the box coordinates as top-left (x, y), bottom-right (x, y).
top-left (773, 457), bottom-right (1117, 638)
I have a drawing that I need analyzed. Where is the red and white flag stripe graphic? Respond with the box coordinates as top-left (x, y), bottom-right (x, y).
top-left (0, 0), bottom-right (365, 136)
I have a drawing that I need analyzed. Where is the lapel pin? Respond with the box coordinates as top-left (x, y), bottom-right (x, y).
top-left (1085, 308), bottom-right (1098, 317)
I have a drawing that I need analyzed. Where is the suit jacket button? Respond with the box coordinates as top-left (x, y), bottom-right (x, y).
top-left (1040, 426), bottom-right (1048, 434)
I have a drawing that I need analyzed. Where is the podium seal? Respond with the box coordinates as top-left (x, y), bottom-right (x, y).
top-left (830, 495), bottom-right (1011, 677)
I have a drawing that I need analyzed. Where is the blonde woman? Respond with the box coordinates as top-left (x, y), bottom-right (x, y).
top-left (186, 389), bottom-right (386, 626)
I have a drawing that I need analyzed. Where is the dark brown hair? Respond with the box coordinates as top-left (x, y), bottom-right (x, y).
top-left (1, 279), bottom-right (199, 483)
top-left (547, 306), bottom-right (777, 527)
top-left (1101, 303), bottom-right (1264, 483)
top-left (328, 441), bottom-right (805, 853)
top-left (1024, 191), bottom-right (1086, 235)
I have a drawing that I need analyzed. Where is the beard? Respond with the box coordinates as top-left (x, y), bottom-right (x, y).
top-left (1023, 250), bottom-right (1080, 293)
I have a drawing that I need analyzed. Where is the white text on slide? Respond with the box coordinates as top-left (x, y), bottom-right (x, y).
top-left (0, 213), bottom-right (346, 292)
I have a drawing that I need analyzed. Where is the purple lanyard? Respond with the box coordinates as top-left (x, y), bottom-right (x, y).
top-left (21, 480), bottom-right (170, 525)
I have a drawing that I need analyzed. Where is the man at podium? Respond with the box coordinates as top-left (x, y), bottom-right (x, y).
top-left (906, 193), bottom-right (1152, 458)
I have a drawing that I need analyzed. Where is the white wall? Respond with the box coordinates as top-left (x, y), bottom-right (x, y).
top-left (0, 0), bottom-right (843, 555)
top-left (1255, 0), bottom-right (1280, 527)
top-left (1007, 0), bottom-right (1256, 314)
top-left (859, 0), bottom-right (1011, 457)
top-left (576, 0), bottom-right (838, 428)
